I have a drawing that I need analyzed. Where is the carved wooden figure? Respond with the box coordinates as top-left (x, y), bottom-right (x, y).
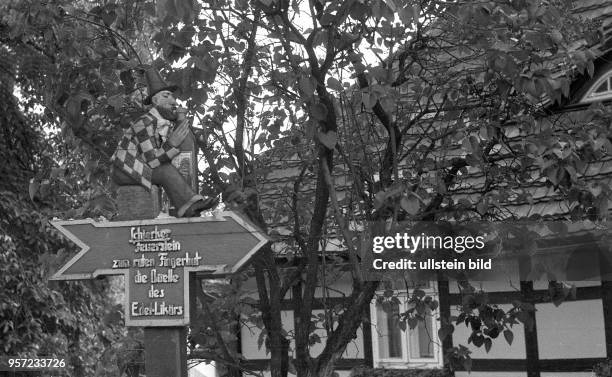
top-left (111, 67), bottom-right (217, 217)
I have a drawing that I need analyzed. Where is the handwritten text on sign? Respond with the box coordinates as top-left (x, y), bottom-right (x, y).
top-left (109, 226), bottom-right (204, 319)
top-left (50, 213), bottom-right (270, 327)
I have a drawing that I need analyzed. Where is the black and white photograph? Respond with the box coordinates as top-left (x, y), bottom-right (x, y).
top-left (2, 0), bottom-right (612, 376)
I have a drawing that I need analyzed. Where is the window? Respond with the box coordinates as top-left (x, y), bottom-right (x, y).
top-left (581, 72), bottom-right (612, 103)
top-left (370, 281), bottom-right (443, 368)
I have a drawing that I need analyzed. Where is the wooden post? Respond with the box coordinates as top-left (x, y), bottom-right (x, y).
top-left (116, 184), bottom-right (188, 377)
top-left (115, 117), bottom-right (198, 377)
top-left (437, 279), bottom-right (455, 376)
top-left (520, 280), bottom-right (540, 377)
top-left (518, 256), bottom-right (540, 377)
top-left (144, 328), bottom-right (188, 377)
top-left (599, 247), bottom-right (612, 358)
top-left (115, 185), bottom-right (161, 221)
top-left (602, 280), bottom-right (612, 357)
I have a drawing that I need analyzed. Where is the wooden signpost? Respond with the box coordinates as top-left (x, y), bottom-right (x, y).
top-left (51, 212), bottom-right (270, 375)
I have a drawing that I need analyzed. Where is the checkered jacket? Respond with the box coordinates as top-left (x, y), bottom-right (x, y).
top-left (111, 109), bottom-right (180, 190)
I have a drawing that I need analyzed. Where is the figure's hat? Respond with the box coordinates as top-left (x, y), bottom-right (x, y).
top-left (143, 67), bottom-right (179, 105)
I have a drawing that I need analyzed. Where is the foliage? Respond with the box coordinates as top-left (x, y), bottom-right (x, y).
top-left (593, 358), bottom-right (612, 377)
top-left (0, 189), bottom-right (134, 376)
top-left (350, 367), bottom-right (452, 377)
top-left (188, 277), bottom-right (253, 377)
top-left (0, 10), bottom-right (136, 376)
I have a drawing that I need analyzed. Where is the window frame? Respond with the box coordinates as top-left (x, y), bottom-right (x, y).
top-left (369, 281), bottom-right (444, 369)
top-left (580, 72), bottom-right (612, 104)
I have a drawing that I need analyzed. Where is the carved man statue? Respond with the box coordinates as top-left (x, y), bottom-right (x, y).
top-left (111, 67), bottom-right (217, 217)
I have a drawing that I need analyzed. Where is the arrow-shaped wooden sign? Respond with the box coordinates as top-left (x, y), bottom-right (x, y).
top-left (51, 211), bottom-right (269, 326)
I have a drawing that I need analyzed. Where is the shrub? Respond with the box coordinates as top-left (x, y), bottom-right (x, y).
top-left (351, 367), bottom-right (452, 377)
top-left (593, 359), bottom-right (612, 377)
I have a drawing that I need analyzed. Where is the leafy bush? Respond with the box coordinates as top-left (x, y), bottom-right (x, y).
top-left (351, 367), bottom-right (452, 377)
top-left (593, 359), bottom-right (612, 377)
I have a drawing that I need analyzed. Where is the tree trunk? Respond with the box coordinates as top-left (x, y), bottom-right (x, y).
top-left (313, 281), bottom-right (378, 377)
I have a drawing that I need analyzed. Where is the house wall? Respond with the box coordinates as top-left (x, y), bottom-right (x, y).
top-left (444, 269), bottom-right (608, 375)
top-left (240, 267), bottom-right (611, 376)
top-left (240, 275), bottom-right (370, 374)
top-left (250, 39), bottom-right (612, 377)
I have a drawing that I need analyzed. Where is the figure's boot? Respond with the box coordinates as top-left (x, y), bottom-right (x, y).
top-left (181, 196), bottom-right (219, 217)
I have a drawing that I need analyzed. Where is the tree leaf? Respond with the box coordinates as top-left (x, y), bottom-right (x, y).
top-left (546, 167), bottom-right (560, 185)
top-left (503, 329), bottom-right (514, 345)
top-left (308, 333), bottom-right (321, 345)
top-left (318, 130), bottom-right (337, 149)
top-left (299, 76), bottom-right (316, 98)
top-left (39, 181), bottom-right (50, 199)
top-left (28, 179), bottom-right (39, 201)
top-left (438, 323), bottom-right (454, 340)
top-left (484, 337), bottom-right (492, 353)
top-left (469, 136), bottom-right (482, 155)
top-left (157, 0), bottom-right (177, 20)
top-left (287, 359), bottom-right (297, 375)
top-left (327, 77), bottom-right (343, 91)
top-left (50, 167), bottom-right (66, 179)
top-left (472, 334), bottom-right (484, 347)
top-left (101, 10), bottom-right (117, 26)
top-left (349, 2), bottom-right (368, 20)
top-left (400, 195), bottom-right (420, 215)
top-left (398, 320), bottom-right (407, 331)
top-left (65, 96), bottom-right (82, 123)
top-left (107, 94), bottom-right (124, 112)
top-left (462, 356), bottom-right (472, 372)
top-left (311, 103), bottom-right (328, 121)
top-left (384, 0), bottom-right (398, 12)
top-left (398, 6), bottom-right (414, 24)
top-left (362, 92), bottom-right (375, 109)
top-left (374, 191), bottom-right (387, 210)
top-left (476, 201), bottom-right (487, 215)
top-left (174, 0), bottom-right (197, 22)
top-left (380, 2), bottom-right (394, 21)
